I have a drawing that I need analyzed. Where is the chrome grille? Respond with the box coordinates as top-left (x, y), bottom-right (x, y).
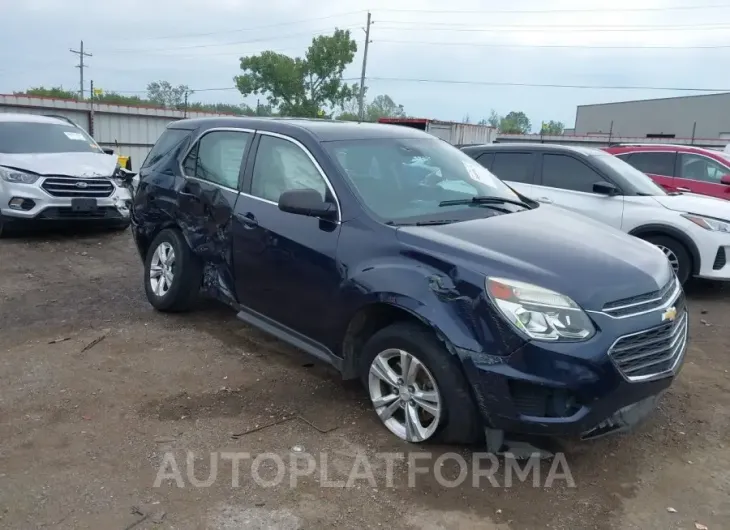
top-left (41, 177), bottom-right (114, 198)
top-left (602, 276), bottom-right (679, 318)
top-left (608, 310), bottom-right (688, 382)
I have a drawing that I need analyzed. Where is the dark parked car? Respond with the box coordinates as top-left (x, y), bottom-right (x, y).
top-left (131, 118), bottom-right (687, 449)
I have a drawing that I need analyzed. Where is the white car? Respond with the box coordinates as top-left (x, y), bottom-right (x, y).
top-left (462, 143), bottom-right (730, 285)
top-left (0, 113), bottom-right (133, 236)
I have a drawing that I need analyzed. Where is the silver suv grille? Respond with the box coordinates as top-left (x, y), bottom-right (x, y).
top-left (601, 276), bottom-right (679, 318)
top-left (42, 177), bottom-right (114, 198)
top-left (608, 309), bottom-right (688, 382)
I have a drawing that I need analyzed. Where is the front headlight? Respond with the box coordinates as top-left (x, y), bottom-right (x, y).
top-left (682, 213), bottom-right (730, 233)
top-left (0, 166), bottom-right (39, 184)
top-left (486, 277), bottom-right (595, 342)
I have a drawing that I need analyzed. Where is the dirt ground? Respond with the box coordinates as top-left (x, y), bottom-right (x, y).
top-left (0, 227), bottom-right (728, 530)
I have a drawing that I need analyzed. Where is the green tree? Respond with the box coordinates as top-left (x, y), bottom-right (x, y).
top-left (486, 109), bottom-right (501, 129)
top-left (366, 95), bottom-right (405, 121)
top-left (500, 111), bottom-right (532, 134)
top-left (234, 29), bottom-right (357, 117)
top-left (14, 86), bottom-right (77, 99)
top-left (94, 91), bottom-right (146, 106)
top-left (540, 120), bottom-right (565, 135)
top-left (147, 81), bottom-right (191, 109)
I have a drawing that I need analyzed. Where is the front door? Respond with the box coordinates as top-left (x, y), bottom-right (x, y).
top-left (675, 152), bottom-right (730, 200)
top-left (178, 128), bottom-right (253, 300)
top-left (534, 152), bottom-right (625, 229)
top-left (232, 133), bottom-right (342, 344)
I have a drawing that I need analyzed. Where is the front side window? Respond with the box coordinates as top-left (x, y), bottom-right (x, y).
top-left (251, 135), bottom-right (328, 203)
top-left (142, 128), bottom-right (190, 169)
top-left (183, 130), bottom-right (250, 189)
top-left (323, 137), bottom-right (527, 224)
top-left (0, 121), bottom-right (103, 154)
top-left (541, 154), bottom-right (607, 193)
top-left (679, 153), bottom-right (730, 183)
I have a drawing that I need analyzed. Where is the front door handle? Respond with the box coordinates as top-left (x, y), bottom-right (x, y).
top-left (241, 212), bottom-right (258, 229)
top-left (536, 197), bottom-right (553, 204)
top-left (676, 187), bottom-right (691, 193)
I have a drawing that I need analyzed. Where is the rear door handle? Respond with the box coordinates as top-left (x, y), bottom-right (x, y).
top-left (676, 187), bottom-right (691, 193)
top-left (537, 197), bottom-right (553, 204)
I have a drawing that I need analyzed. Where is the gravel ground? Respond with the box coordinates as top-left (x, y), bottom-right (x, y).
top-left (0, 227), bottom-right (728, 530)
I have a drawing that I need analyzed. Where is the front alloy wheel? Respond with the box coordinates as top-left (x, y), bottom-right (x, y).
top-left (656, 244), bottom-right (680, 275)
top-left (368, 348), bottom-right (442, 442)
top-left (149, 241), bottom-right (176, 297)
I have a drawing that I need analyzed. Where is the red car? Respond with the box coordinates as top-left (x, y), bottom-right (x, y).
top-left (603, 144), bottom-right (730, 201)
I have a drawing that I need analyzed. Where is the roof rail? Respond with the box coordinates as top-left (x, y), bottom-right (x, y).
top-left (43, 114), bottom-right (79, 127)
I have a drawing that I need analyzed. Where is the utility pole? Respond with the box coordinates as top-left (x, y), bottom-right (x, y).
top-left (358, 12), bottom-right (373, 122)
top-left (183, 90), bottom-right (189, 117)
top-left (89, 80), bottom-right (95, 137)
top-left (70, 41), bottom-right (92, 100)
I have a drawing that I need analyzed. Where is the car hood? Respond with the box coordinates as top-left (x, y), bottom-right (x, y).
top-left (395, 205), bottom-right (672, 311)
top-left (652, 193), bottom-right (730, 220)
top-left (0, 152), bottom-right (118, 178)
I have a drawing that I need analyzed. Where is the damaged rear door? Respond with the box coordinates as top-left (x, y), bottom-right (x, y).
top-left (178, 127), bottom-right (253, 303)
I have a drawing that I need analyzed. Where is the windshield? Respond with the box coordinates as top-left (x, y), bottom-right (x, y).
top-left (0, 122), bottom-right (103, 154)
top-left (591, 152), bottom-right (668, 196)
top-left (323, 137), bottom-right (527, 224)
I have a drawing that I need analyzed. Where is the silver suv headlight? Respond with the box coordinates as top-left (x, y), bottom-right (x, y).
top-left (0, 166), bottom-right (39, 184)
top-left (486, 277), bottom-right (595, 342)
top-left (682, 213), bottom-right (730, 233)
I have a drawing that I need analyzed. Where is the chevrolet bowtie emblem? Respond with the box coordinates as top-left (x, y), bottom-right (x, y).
top-left (662, 306), bottom-right (677, 322)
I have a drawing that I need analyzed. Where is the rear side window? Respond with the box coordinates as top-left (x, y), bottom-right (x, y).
top-left (183, 130), bottom-right (251, 189)
top-left (141, 128), bottom-right (191, 170)
top-left (625, 152), bottom-right (676, 176)
top-left (541, 154), bottom-right (606, 193)
top-left (491, 152), bottom-right (534, 184)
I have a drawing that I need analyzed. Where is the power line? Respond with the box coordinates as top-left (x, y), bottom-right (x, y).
top-left (365, 77), bottom-right (730, 92)
top-left (376, 4), bottom-right (730, 14)
top-left (376, 21), bottom-right (730, 30)
top-left (133, 10), bottom-right (367, 41)
top-left (375, 39), bottom-right (730, 50)
top-left (100, 25), bottom-right (361, 54)
top-left (376, 23), bottom-right (730, 33)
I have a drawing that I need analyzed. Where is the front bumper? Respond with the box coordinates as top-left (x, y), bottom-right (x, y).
top-left (687, 222), bottom-right (730, 280)
top-left (459, 296), bottom-right (688, 439)
top-left (0, 178), bottom-right (132, 224)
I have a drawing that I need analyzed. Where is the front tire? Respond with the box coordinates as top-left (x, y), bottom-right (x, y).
top-left (643, 235), bottom-right (691, 285)
top-left (144, 228), bottom-right (202, 312)
top-left (359, 322), bottom-right (481, 444)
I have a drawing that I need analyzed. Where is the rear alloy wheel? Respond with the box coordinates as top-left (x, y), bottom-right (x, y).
top-left (644, 235), bottom-right (691, 285)
top-left (368, 348), bottom-right (442, 442)
top-left (144, 228), bottom-right (202, 312)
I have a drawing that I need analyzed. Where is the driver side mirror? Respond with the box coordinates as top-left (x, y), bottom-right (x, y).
top-left (593, 181), bottom-right (621, 196)
top-left (278, 189), bottom-right (337, 220)
top-left (721, 175), bottom-right (730, 185)
top-left (102, 148), bottom-right (115, 156)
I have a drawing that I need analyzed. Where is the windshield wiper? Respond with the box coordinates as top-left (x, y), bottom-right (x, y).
top-left (438, 196), bottom-right (531, 208)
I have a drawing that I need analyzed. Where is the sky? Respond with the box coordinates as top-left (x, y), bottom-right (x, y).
top-left (2, 0), bottom-right (730, 131)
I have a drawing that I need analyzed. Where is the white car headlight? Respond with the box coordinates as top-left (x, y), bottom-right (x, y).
top-left (486, 277), bottom-right (595, 342)
top-left (682, 213), bottom-right (730, 233)
top-left (0, 166), bottom-right (39, 184)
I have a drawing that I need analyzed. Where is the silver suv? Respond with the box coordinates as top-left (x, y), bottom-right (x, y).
top-left (0, 113), bottom-right (133, 236)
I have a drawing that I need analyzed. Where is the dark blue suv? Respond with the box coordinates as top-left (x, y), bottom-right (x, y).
top-left (131, 118), bottom-right (687, 449)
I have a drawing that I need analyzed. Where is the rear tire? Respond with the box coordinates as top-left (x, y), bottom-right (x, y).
top-left (359, 321), bottom-right (481, 444)
top-left (643, 235), bottom-right (691, 285)
top-left (144, 228), bottom-right (202, 312)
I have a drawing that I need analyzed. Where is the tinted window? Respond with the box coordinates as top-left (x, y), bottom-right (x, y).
top-left (323, 138), bottom-right (526, 224)
top-left (491, 152), bottom-right (534, 184)
top-left (183, 131), bottom-right (250, 189)
top-left (142, 128), bottom-right (190, 169)
top-left (542, 154), bottom-right (606, 192)
top-left (0, 121), bottom-right (103, 154)
top-left (592, 153), bottom-right (666, 196)
top-left (476, 152), bottom-right (494, 169)
top-left (251, 135), bottom-right (328, 202)
top-left (678, 153), bottom-right (730, 183)
top-left (626, 152), bottom-right (675, 176)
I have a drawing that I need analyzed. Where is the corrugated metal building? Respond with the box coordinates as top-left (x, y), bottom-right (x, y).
top-left (0, 94), bottom-right (229, 170)
top-left (574, 92), bottom-right (730, 140)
